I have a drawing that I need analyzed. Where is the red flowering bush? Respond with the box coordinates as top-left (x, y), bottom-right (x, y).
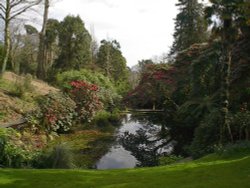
top-left (69, 80), bottom-right (103, 122)
top-left (37, 93), bottom-right (77, 132)
top-left (124, 64), bottom-right (177, 108)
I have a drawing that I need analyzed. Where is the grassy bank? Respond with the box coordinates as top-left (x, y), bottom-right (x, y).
top-left (0, 152), bottom-right (249, 188)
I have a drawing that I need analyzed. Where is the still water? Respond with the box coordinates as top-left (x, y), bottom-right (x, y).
top-left (96, 113), bottom-right (173, 169)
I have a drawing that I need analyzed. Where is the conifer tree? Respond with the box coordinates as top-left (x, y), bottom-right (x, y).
top-left (169, 0), bottom-right (207, 56)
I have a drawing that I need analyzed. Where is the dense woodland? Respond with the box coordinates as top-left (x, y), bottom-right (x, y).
top-left (0, 0), bottom-right (250, 170)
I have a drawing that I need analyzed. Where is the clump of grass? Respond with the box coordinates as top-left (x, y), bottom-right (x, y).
top-left (11, 74), bottom-right (33, 98)
top-left (33, 143), bottom-right (75, 169)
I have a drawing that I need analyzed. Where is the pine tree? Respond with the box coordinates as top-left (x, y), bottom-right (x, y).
top-left (169, 0), bottom-right (207, 56)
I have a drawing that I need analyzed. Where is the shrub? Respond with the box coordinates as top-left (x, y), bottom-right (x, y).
top-left (215, 141), bottom-right (250, 157)
top-left (69, 80), bottom-right (103, 122)
top-left (230, 108), bottom-right (250, 141)
top-left (189, 110), bottom-right (220, 158)
top-left (0, 128), bottom-right (39, 168)
top-left (56, 69), bottom-right (115, 91)
top-left (36, 92), bottom-right (77, 132)
top-left (56, 69), bottom-right (121, 109)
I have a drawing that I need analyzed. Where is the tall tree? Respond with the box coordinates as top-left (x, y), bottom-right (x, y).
top-left (96, 39), bottom-right (128, 81)
top-left (205, 0), bottom-right (248, 143)
top-left (36, 0), bottom-right (49, 79)
top-left (169, 0), bottom-right (207, 56)
top-left (0, 0), bottom-right (41, 74)
top-left (54, 15), bottom-right (92, 71)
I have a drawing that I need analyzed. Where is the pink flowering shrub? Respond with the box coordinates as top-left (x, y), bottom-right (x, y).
top-left (36, 93), bottom-right (77, 132)
top-left (69, 80), bottom-right (103, 122)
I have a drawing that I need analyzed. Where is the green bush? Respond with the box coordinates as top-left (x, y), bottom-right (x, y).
top-left (189, 110), bottom-right (220, 158)
top-left (36, 92), bottom-right (77, 132)
top-left (215, 141), bottom-right (250, 157)
top-left (230, 109), bottom-right (250, 140)
top-left (0, 128), bottom-right (38, 168)
top-left (56, 69), bottom-right (121, 109)
top-left (56, 69), bottom-right (115, 91)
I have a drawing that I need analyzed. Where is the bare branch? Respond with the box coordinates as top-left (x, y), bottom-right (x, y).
top-left (0, 13), bottom-right (4, 20)
top-left (0, 6), bottom-right (6, 14)
top-left (0, 3), bottom-right (6, 10)
top-left (9, 0), bottom-right (42, 21)
top-left (0, 3), bottom-right (6, 13)
top-left (10, 0), bottom-right (24, 9)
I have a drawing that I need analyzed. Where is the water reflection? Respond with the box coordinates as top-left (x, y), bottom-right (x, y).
top-left (96, 113), bottom-right (173, 169)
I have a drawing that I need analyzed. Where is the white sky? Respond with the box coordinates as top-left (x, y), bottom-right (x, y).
top-left (49, 0), bottom-right (178, 67)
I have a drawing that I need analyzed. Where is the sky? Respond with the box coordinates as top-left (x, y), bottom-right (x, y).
top-left (49, 0), bottom-right (179, 67)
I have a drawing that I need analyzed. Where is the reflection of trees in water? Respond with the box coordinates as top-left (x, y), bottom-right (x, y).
top-left (129, 113), bottom-right (164, 126)
top-left (119, 113), bottom-right (173, 167)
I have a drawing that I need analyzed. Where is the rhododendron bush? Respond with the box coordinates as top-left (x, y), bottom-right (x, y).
top-left (36, 93), bottom-right (77, 132)
top-left (124, 64), bottom-right (177, 109)
top-left (69, 80), bottom-right (103, 122)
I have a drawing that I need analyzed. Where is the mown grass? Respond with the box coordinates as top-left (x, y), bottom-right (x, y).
top-left (0, 152), bottom-right (249, 188)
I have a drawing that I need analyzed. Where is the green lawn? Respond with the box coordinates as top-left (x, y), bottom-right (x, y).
top-left (0, 153), bottom-right (250, 188)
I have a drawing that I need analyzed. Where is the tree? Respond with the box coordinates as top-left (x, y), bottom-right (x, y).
top-left (96, 39), bottom-right (128, 82)
top-left (205, 0), bottom-right (248, 143)
top-left (169, 0), bottom-right (208, 56)
top-left (13, 24), bottom-right (39, 75)
top-left (36, 0), bottom-right (50, 79)
top-left (0, 0), bottom-right (42, 74)
top-left (138, 59), bottom-right (154, 74)
top-left (54, 15), bottom-right (92, 71)
top-left (125, 63), bottom-right (176, 109)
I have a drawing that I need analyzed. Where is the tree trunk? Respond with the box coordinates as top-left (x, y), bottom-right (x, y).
top-left (219, 19), bottom-right (234, 144)
top-left (153, 102), bottom-right (156, 111)
top-left (1, 1), bottom-right (11, 75)
top-left (105, 44), bottom-right (111, 78)
top-left (37, 0), bottom-right (49, 79)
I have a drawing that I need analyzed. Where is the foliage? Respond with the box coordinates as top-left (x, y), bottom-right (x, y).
top-left (36, 92), bottom-right (77, 132)
top-left (96, 39), bottom-right (130, 96)
top-left (189, 110), bottom-right (221, 158)
top-left (169, 0), bottom-right (208, 55)
top-left (68, 80), bottom-right (103, 122)
top-left (56, 69), bottom-right (121, 109)
top-left (12, 28), bottom-right (39, 75)
top-left (230, 105), bottom-right (250, 141)
top-left (96, 40), bottom-right (128, 82)
top-left (54, 15), bottom-right (92, 71)
top-left (24, 25), bottom-right (38, 35)
top-left (56, 69), bottom-right (115, 91)
top-left (0, 128), bottom-right (39, 168)
top-left (125, 63), bottom-right (176, 109)
top-left (215, 141), bottom-right (250, 157)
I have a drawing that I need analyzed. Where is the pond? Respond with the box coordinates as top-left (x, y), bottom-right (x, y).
top-left (95, 113), bottom-right (173, 169)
